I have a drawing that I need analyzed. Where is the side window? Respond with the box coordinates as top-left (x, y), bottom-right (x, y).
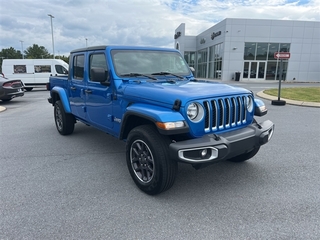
top-left (13, 65), bottom-right (27, 73)
top-left (34, 65), bottom-right (51, 73)
top-left (73, 55), bottom-right (84, 80)
top-left (55, 65), bottom-right (68, 74)
top-left (89, 53), bottom-right (108, 81)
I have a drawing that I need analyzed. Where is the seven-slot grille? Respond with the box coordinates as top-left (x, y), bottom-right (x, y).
top-left (203, 95), bottom-right (248, 132)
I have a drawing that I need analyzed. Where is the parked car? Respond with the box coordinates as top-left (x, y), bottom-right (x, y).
top-left (0, 75), bottom-right (24, 102)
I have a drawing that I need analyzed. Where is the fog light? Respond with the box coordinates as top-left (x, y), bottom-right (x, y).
top-left (200, 149), bottom-right (207, 157)
top-left (178, 147), bottom-right (219, 162)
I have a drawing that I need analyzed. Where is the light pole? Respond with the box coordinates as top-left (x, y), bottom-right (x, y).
top-left (85, 38), bottom-right (88, 47)
top-left (48, 14), bottom-right (55, 59)
top-left (20, 40), bottom-right (24, 59)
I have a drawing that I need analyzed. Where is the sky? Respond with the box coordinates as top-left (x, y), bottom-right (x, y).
top-left (0, 0), bottom-right (319, 56)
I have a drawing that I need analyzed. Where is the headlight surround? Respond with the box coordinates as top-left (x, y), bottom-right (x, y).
top-left (246, 95), bottom-right (254, 112)
top-left (187, 102), bottom-right (204, 122)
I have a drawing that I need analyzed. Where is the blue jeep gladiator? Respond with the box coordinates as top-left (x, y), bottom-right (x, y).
top-left (47, 45), bottom-right (274, 195)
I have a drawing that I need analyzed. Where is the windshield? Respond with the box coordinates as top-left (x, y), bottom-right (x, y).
top-left (111, 50), bottom-right (191, 77)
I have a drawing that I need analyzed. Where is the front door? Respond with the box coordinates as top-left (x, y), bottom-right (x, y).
top-left (243, 61), bottom-right (266, 80)
top-left (85, 52), bottom-right (113, 131)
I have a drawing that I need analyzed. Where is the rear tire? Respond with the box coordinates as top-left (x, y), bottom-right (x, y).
top-left (126, 125), bottom-right (177, 195)
top-left (54, 100), bottom-right (75, 135)
top-left (25, 87), bottom-right (33, 91)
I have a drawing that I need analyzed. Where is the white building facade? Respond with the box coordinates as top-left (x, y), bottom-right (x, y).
top-left (174, 18), bottom-right (320, 82)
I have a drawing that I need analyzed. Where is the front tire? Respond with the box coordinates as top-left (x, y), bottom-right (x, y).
top-left (126, 125), bottom-right (178, 195)
top-left (54, 100), bottom-right (75, 135)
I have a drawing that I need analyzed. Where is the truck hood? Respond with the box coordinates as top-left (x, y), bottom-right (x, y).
top-left (122, 80), bottom-right (251, 106)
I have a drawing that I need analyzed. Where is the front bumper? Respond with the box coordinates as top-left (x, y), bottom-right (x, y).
top-left (169, 120), bottom-right (274, 163)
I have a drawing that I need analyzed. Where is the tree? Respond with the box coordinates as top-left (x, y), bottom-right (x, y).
top-left (0, 47), bottom-right (23, 72)
top-left (24, 44), bottom-right (51, 59)
top-left (0, 47), bottom-right (22, 59)
top-left (58, 55), bottom-right (69, 64)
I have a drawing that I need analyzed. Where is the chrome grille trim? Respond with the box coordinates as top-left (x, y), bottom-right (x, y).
top-left (204, 101), bottom-right (210, 132)
top-left (218, 99), bottom-right (224, 129)
top-left (203, 95), bottom-right (248, 133)
top-left (242, 96), bottom-right (247, 122)
top-left (225, 98), bottom-right (230, 128)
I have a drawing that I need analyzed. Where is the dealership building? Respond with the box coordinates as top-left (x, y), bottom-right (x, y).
top-left (174, 18), bottom-right (320, 82)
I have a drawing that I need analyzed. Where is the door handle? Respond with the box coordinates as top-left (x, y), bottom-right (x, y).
top-left (85, 89), bottom-right (92, 94)
top-left (70, 86), bottom-right (76, 90)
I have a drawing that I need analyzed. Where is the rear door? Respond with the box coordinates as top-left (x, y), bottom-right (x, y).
top-left (69, 54), bottom-right (87, 120)
top-left (85, 51), bottom-right (113, 130)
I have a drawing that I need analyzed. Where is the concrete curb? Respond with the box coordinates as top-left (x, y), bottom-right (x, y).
top-left (256, 91), bottom-right (320, 108)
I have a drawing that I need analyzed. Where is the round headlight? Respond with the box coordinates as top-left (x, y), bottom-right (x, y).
top-left (187, 102), bottom-right (204, 122)
top-left (246, 96), bottom-right (254, 112)
top-left (187, 103), bottom-right (198, 120)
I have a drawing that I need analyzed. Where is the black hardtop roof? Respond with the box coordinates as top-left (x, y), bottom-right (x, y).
top-left (70, 45), bottom-right (107, 53)
top-left (70, 45), bottom-right (178, 54)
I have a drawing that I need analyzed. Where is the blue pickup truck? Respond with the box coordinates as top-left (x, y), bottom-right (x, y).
top-left (47, 45), bottom-right (274, 195)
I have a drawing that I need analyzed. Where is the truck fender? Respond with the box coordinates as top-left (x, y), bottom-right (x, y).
top-left (51, 86), bottom-right (72, 113)
top-left (120, 103), bottom-right (187, 139)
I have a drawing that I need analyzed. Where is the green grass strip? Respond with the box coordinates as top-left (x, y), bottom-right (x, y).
top-left (263, 87), bottom-right (320, 102)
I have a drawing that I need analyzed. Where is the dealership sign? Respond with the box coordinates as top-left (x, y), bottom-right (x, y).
top-left (211, 31), bottom-right (221, 40)
top-left (274, 52), bottom-right (290, 59)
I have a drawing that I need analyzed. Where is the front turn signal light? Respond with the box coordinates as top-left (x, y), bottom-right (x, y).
top-left (156, 121), bottom-right (185, 130)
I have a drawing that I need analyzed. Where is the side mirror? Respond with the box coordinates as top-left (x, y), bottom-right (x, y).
top-left (90, 67), bottom-right (109, 84)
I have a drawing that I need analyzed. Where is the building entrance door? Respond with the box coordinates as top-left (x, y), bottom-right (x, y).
top-left (243, 61), bottom-right (266, 80)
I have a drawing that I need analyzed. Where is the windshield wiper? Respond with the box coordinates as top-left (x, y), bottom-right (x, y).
top-left (151, 72), bottom-right (184, 79)
top-left (120, 73), bottom-right (157, 80)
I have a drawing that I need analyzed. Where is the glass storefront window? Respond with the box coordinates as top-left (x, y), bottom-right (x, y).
top-left (215, 44), bottom-right (220, 60)
top-left (197, 49), bottom-right (207, 78)
top-left (243, 42), bottom-right (290, 80)
top-left (209, 46), bottom-right (214, 61)
top-left (280, 43), bottom-right (290, 52)
top-left (256, 43), bottom-right (268, 60)
top-left (268, 43), bottom-right (279, 60)
top-left (215, 61), bottom-right (222, 78)
top-left (184, 52), bottom-right (195, 68)
top-left (258, 62), bottom-right (265, 78)
top-left (276, 61), bottom-right (288, 80)
top-left (266, 61), bottom-right (277, 80)
top-left (208, 43), bottom-right (223, 79)
top-left (209, 46), bottom-right (214, 78)
top-left (198, 49), bottom-right (207, 63)
top-left (265, 60), bottom-right (288, 80)
top-left (244, 42), bottom-right (256, 60)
